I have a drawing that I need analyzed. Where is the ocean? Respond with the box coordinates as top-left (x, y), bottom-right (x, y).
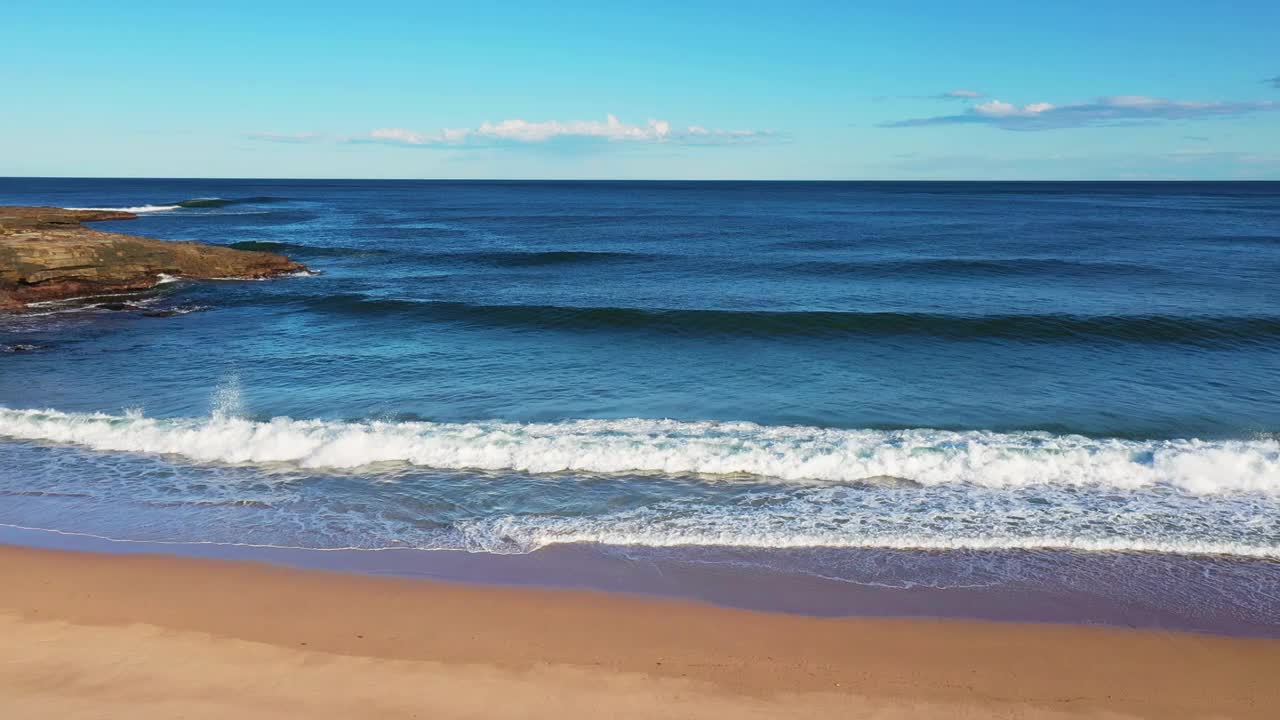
top-left (2, 179), bottom-right (1278, 631)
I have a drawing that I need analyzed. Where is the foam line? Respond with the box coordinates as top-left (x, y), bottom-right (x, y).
top-left (1, 407), bottom-right (1277, 495)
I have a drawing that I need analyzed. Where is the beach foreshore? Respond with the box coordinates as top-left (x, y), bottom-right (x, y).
top-left (2, 544), bottom-right (1278, 719)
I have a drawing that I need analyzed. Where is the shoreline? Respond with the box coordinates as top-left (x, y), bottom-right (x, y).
top-left (3, 542), bottom-right (1279, 718)
top-left (3, 523), bottom-right (1278, 638)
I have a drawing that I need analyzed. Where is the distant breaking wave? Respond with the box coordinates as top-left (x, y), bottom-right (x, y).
top-left (67, 204), bottom-right (180, 213)
top-left (174, 196), bottom-right (289, 208)
top-left (1, 407), bottom-right (1277, 496)
top-left (67, 197), bottom-right (289, 213)
top-left (293, 295), bottom-right (1280, 346)
top-left (225, 243), bottom-right (656, 266)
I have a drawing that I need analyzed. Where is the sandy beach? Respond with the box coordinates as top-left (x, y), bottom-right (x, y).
top-left (1, 544), bottom-right (1277, 719)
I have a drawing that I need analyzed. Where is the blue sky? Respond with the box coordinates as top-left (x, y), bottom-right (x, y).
top-left (2, 1), bottom-right (1277, 179)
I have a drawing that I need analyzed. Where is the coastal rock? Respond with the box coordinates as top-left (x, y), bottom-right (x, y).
top-left (0, 206), bottom-right (308, 311)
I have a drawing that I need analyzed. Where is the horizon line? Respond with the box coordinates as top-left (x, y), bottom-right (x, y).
top-left (3, 176), bottom-right (1277, 183)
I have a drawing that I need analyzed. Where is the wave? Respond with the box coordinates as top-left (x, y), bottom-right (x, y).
top-left (449, 520), bottom-right (1280, 560)
top-left (4, 521), bottom-right (1276, 561)
top-left (226, 240), bottom-right (376, 258)
top-left (66, 197), bottom-right (290, 214)
top-left (1, 408), bottom-right (1276, 495)
top-left (140, 304), bottom-right (209, 318)
top-left (175, 196), bottom-right (289, 208)
top-left (67, 204), bottom-right (180, 213)
top-left (295, 296), bottom-right (1280, 346)
top-left (178, 196), bottom-right (291, 208)
top-left (226, 244), bottom-right (652, 265)
top-left (1210, 234), bottom-right (1280, 247)
top-left (444, 250), bottom-right (655, 268)
top-left (780, 257), bottom-right (1161, 280)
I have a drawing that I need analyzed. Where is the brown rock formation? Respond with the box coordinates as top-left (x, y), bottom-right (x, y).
top-left (0, 206), bottom-right (308, 311)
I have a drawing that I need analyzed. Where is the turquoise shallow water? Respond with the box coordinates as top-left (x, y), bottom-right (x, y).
top-left (1, 180), bottom-right (1278, 619)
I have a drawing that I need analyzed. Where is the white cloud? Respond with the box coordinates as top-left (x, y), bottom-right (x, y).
top-left (356, 115), bottom-right (776, 146)
top-left (368, 128), bottom-right (429, 144)
top-left (972, 100), bottom-right (1017, 116)
top-left (473, 115), bottom-right (670, 142)
top-left (884, 95), bottom-right (1280, 130)
top-left (243, 131), bottom-right (326, 144)
top-left (973, 100), bottom-right (1055, 117)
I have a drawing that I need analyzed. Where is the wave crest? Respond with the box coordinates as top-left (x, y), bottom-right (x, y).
top-left (175, 196), bottom-right (288, 208)
top-left (446, 250), bottom-right (654, 267)
top-left (67, 204), bottom-right (180, 213)
top-left (296, 296), bottom-right (1280, 346)
top-left (66, 197), bottom-right (289, 213)
top-left (226, 241), bottom-right (371, 257)
top-left (1, 408), bottom-right (1276, 495)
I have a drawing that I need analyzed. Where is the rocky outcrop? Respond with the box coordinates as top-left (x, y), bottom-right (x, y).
top-left (0, 206), bottom-right (308, 311)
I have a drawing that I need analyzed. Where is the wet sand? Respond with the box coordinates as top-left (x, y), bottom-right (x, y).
top-left (3, 522), bottom-right (1277, 636)
top-left (2, 544), bottom-right (1279, 719)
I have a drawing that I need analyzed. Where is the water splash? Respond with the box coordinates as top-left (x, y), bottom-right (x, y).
top-left (210, 375), bottom-right (245, 420)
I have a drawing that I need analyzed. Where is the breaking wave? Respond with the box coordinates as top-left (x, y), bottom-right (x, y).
top-left (66, 197), bottom-right (289, 213)
top-left (1, 407), bottom-right (1277, 496)
top-left (67, 204), bottom-right (180, 213)
top-left (446, 517), bottom-right (1280, 560)
top-left (225, 244), bottom-right (653, 265)
top-left (175, 196), bottom-right (289, 208)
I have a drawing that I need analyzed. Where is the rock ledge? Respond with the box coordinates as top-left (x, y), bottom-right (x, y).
top-left (0, 206), bottom-right (308, 311)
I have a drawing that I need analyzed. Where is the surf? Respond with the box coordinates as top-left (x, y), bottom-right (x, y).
top-left (175, 196), bottom-right (289, 208)
top-left (65, 196), bottom-right (289, 213)
top-left (66, 204), bottom-right (180, 213)
top-left (1, 407), bottom-right (1277, 495)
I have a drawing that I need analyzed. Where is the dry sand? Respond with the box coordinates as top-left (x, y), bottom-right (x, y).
top-left (1, 544), bottom-right (1277, 719)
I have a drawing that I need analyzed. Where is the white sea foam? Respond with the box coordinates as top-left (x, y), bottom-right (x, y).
top-left (451, 515), bottom-right (1280, 559)
top-left (24, 290), bottom-right (157, 308)
top-left (66, 205), bottom-right (181, 213)
top-left (1, 407), bottom-right (1277, 496)
top-left (3, 520), bottom-right (1277, 561)
top-left (206, 269), bottom-right (318, 281)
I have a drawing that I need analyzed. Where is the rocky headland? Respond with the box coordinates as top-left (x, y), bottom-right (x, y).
top-left (0, 206), bottom-right (307, 311)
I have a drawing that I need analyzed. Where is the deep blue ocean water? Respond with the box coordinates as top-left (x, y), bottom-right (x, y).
top-left (2, 179), bottom-right (1279, 609)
